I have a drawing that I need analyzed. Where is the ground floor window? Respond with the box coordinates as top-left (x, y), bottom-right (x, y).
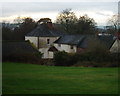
top-left (47, 39), bottom-right (50, 44)
top-left (58, 44), bottom-right (61, 47)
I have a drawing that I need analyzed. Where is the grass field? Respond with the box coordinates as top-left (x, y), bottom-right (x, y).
top-left (3, 62), bottom-right (119, 94)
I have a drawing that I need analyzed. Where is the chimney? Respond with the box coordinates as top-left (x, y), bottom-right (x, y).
top-left (114, 32), bottom-right (120, 39)
top-left (47, 22), bottom-right (54, 29)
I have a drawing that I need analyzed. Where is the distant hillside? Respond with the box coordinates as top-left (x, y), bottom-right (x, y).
top-left (96, 26), bottom-right (105, 29)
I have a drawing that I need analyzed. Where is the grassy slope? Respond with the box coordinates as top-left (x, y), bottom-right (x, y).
top-left (3, 62), bottom-right (119, 94)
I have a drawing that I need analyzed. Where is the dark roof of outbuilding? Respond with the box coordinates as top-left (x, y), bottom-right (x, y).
top-left (2, 41), bottom-right (39, 57)
top-left (54, 35), bottom-right (115, 49)
top-left (26, 24), bottom-right (64, 37)
top-left (77, 35), bottom-right (95, 48)
top-left (54, 35), bottom-right (86, 45)
top-left (97, 35), bottom-right (115, 49)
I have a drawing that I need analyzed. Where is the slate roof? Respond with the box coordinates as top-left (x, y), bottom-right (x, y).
top-left (97, 35), bottom-right (115, 49)
top-left (2, 41), bottom-right (39, 57)
top-left (54, 35), bottom-right (115, 49)
top-left (54, 35), bottom-right (86, 46)
top-left (77, 35), bottom-right (95, 48)
top-left (26, 24), bottom-right (64, 37)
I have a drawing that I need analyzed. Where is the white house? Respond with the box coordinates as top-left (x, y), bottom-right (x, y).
top-left (25, 18), bottom-right (118, 59)
top-left (54, 35), bottom-right (87, 53)
top-left (25, 20), bottom-right (63, 58)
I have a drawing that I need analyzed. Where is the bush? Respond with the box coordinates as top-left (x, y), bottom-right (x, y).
top-left (53, 38), bottom-right (119, 67)
top-left (3, 52), bottom-right (42, 64)
top-left (53, 50), bottom-right (118, 67)
top-left (54, 51), bottom-right (79, 66)
top-left (54, 51), bottom-right (69, 66)
top-left (73, 61), bottom-right (118, 67)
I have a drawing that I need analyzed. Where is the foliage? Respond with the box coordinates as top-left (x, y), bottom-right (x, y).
top-left (76, 15), bottom-right (96, 34)
top-left (2, 26), bottom-right (14, 40)
top-left (15, 17), bottom-right (37, 40)
top-left (85, 38), bottom-right (109, 62)
top-left (56, 9), bottom-right (78, 34)
top-left (38, 18), bottom-right (51, 23)
top-left (3, 52), bottom-right (42, 64)
top-left (2, 17), bottom-right (37, 41)
top-left (54, 51), bottom-right (70, 66)
top-left (107, 15), bottom-right (118, 34)
top-left (53, 39), bottom-right (119, 67)
top-left (56, 9), bottom-right (97, 34)
top-left (54, 51), bottom-right (79, 66)
top-left (74, 61), bottom-right (118, 67)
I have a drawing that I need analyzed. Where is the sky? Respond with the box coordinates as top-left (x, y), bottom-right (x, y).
top-left (0, 0), bottom-right (119, 26)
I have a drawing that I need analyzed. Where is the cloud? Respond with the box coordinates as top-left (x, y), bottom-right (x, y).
top-left (0, 1), bottom-right (118, 26)
top-left (0, 0), bottom-right (120, 2)
top-left (96, 11), bottom-right (114, 16)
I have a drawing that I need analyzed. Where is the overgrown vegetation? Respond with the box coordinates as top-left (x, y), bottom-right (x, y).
top-left (53, 40), bottom-right (119, 67)
top-left (3, 52), bottom-right (42, 64)
top-left (54, 51), bottom-right (79, 66)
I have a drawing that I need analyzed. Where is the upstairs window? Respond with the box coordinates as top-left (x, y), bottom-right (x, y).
top-left (47, 39), bottom-right (50, 44)
top-left (70, 45), bottom-right (73, 49)
top-left (58, 44), bottom-right (61, 47)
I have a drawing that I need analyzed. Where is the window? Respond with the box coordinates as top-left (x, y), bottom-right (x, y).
top-left (70, 45), bottom-right (73, 49)
top-left (47, 39), bottom-right (50, 44)
top-left (58, 44), bottom-right (61, 47)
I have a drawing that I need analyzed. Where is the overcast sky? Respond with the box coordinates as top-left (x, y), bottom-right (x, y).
top-left (0, 0), bottom-right (119, 26)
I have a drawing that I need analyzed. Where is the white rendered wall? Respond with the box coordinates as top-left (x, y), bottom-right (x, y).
top-left (48, 52), bottom-right (54, 59)
top-left (110, 39), bottom-right (120, 53)
top-left (54, 43), bottom-right (77, 53)
top-left (25, 36), bottom-right (59, 58)
top-left (39, 48), bottom-right (54, 58)
top-left (38, 37), bottom-right (59, 48)
top-left (25, 36), bottom-right (38, 48)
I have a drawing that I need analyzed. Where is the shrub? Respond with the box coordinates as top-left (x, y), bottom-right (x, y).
top-left (54, 51), bottom-right (69, 66)
top-left (74, 61), bottom-right (118, 67)
top-left (84, 38), bottom-right (110, 62)
top-left (3, 52), bottom-right (42, 64)
top-left (54, 51), bottom-right (79, 66)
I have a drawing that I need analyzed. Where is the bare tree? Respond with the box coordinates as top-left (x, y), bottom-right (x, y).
top-left (107, 15), bottom-right (118, 34)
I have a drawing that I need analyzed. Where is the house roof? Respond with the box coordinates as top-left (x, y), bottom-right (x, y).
top-left (54, 35), bottom-right (86, 46)
top-left (54, 35), bottom-right (114, 49)
top-left (26, 24), bottom-right (64, 37)
top-left (97, 35), bottom-right (115, 49)
top-left (2, 41), bottom-right (39, 57)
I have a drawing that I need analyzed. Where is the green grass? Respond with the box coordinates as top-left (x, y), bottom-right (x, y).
top-left (3, 62), bottom-right (119, 94)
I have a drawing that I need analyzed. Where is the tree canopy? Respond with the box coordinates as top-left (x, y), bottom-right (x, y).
top-left (2, 9), bottom-right (98, 41)
top-left (107, 15), bottom-right (119, 34)
top-left (14, 17), bottom-right (37, 40)
top-left (56, 9), bottom-right (96, 34)
top-left (2, 17), bottom-right (37, 41)
top-left (76, 15), bottom-right (96, 34)
top-left (56, 9), bottom-right (78, 34)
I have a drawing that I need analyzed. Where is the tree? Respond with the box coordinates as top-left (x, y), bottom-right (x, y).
top-left (56, 9), bottom-right (78, 34)
top-left (38, 18), bottom-right (51, 24)
top-left (14, 17), bottom-right (37, 40)
top-left (107, 15), bottom-right (118, 34)
top-left (56, 9), bottom-right (96, 34)
top-left (76, 15), bottom-right (96, 34)
top-left (14, 16), bottom-right (23, 24)
top-left (2, 25), bottom-right (14, 41)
